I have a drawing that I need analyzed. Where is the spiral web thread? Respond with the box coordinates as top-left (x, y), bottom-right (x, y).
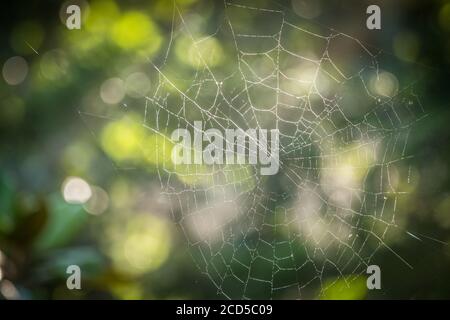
top-left (83, 1), bottom-right (427, 299)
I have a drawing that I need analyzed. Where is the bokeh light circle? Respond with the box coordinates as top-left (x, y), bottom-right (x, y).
top-left (2, 56), bottom-right (28, 85)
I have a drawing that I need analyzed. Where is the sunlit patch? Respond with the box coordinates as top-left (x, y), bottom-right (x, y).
top-left (152, 0), bottom-right (202, 21)
top-left (369, 70), bottom-right (399, 98)
top-left (100, 116), bottom-right (145, 162)
top-left (0, 280), bottom-right (20, 300)
top-left (125, 72), bottom-right (151, 98)
top-left (185, 191), bottom-right (240, 243)
top-left (2, 56), bottom-right (28, 85)
top-left (105, 214), bottom-right (171, 276)
top-left (321, 141), bottom-right (379, 195)
top-left (175, 36), bottom-right (224, 68)
top-left (110, 11), bottom-right (162, 56)
top-left (173, 163), bottom-right (214, 186)
top-left (109, 282), bottom-right (144, 300)
top-left (320, 276), bottom-right (367, 300)
top-left (84, 186), bottom-right (109, 215)
top-left (85, 0), bottom-right (120, 34)
top-left (62, 176), bottom-right (92, 204)
top-left (294, 187), bottom-right (352, 248)
top-left (101, 116), bottom-right (179, 168)
top-left (282, 62), bottom-right (318, 96)
top-left (142, 133), bottom-right (174, 168)
top-left (64, 31), bottom-right (104, 67)
top-left (100, 77), bottom-right (125, 104)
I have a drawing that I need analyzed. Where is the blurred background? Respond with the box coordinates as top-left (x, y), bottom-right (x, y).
top-left (0, 0), bottom-right (449, 299)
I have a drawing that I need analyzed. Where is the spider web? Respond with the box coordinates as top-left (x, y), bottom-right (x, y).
top-left (82, 1), bottom-right (427, 299)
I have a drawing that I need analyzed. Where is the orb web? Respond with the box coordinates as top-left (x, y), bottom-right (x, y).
top-left (81, 1), bottom-right (427, 299)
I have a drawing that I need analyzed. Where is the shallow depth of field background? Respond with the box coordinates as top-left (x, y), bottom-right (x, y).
top-left (0, 0), bottom-right (450, 299)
